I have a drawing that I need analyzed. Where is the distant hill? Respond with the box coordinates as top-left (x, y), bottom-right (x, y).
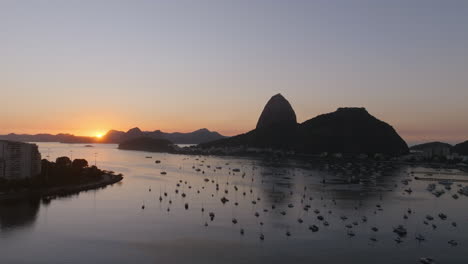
top-left (410, 142), bottom-right (453, 151)
top-left (101, 128), bottom-right (226, 144)
top-left (0, 133), bottom-right (96, 143)
top-left (202, 94), bottom-right (409, 156)
top-left (118, 137), bottom-right (175, 153)
top-left (453, 140), bottom-right (468, 155)
top-left (0, 128), bottom-right (226, 145)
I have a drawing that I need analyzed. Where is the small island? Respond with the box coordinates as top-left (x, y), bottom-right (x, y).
top-left (118, 137), bottom-right (176, 153)
top-left (0, 156), bottom-right (123, 201)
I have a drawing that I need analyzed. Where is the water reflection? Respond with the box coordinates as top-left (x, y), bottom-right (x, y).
top-left (0, 198), bottom-right (40, 232)
top-left (253, 159), bottom-right (405, 211)
top-left (0, 143), bottom-right (466, 264)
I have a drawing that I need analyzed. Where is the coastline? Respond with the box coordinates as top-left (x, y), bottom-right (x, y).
top-left (0, 173), bottom-right (123, 202)
top-left (120, 146), bottom-right (468, 171)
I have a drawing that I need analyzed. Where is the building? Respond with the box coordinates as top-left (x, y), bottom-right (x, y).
top-left (0, 140), bottom-right (41, 180)
top-left (410, 142), bottom-right (452, 160)
top-left (424, 146), bottom-right (451, 159)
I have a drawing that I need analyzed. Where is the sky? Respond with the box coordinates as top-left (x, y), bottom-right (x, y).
top-left (1, 0), bottom-right (467, 145)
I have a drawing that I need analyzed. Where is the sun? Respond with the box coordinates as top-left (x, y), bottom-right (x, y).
top-left (96, 133), bottom-right (104, 138)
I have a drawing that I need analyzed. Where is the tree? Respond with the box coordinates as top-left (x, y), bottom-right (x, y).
top-left (41, 159), bottom-right (51, 167)
top-left (56, 156), bottom-right (72, 167)
top-left (72, 159), bottom-right (88, 169)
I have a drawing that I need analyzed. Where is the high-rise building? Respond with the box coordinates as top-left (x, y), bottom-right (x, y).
top-left (0, 140), bottom-right (41, 180)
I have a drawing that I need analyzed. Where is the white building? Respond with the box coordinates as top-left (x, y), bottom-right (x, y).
top-left (0, 140), bottom-right (41, 180)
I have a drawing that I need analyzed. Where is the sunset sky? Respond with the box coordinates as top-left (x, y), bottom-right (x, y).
top-left (1, 0), bottom-right (467, 144)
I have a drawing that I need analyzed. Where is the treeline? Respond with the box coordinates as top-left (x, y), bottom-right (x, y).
top-left (0, 157), bottom-right (113, 191)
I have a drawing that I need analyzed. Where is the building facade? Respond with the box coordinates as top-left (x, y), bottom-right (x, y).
top-left (0, 140), bottom-right (41, 180)
top-left (423, 146), bottom-right (451, 159)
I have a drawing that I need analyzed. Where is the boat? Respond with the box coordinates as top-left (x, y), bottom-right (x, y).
top-left (393, 225), bottom-right (407, 237)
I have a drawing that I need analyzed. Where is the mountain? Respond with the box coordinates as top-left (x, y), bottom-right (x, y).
top-left (118, 137), bottom-right (175, 153)
top-left (453, 140), bottom-right (468, 155)
top-left (410, 142), bottom-right (453, 151)
top-left (101, 130), bottom-right (126, 143)
top-left (100, 128), bottom-right (225, 144)
top-left (164, 128), bottom-right (226, 144)
top-left (203, 94), bottom-right (298, 150)
top-left (296, 107), bottom-right (408, 155)
top-left (202, 94), bottom-right (409, 156)
top-left (256, 93), bottom-right (297, 129)
top-left (0, 128), bottom-right (226, 145)
top-left (0, 133), bottom-right (96, 143)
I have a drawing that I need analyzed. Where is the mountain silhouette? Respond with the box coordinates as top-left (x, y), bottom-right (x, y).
top-left (256, 93), bottom-right (297, 129)
top-left (296, 107), bottom-right (408, 155)
top-left (410, 142), bottom-right (453, 151)
top-left (453, 140), bottom-right (468, 155)
top-left (0, 133), bottom-right (96, 143)
top-left (0, 128), bottom-right (226, 145)
top-left (101, 127), bottom-right (225, 144)
top-left (202, 94), bottom-right (409, 155)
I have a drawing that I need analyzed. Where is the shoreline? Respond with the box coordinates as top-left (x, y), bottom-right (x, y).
top-left (118, 146), bottom-right (468, 172)
top-left (0, 173), bottom-right (123, 202)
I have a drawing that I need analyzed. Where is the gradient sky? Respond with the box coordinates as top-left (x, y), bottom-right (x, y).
top-left (1, 0), bottom-right (467, 144)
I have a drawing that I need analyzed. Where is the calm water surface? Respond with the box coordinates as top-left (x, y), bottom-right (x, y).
top-left (0, 143), bottom-right (467, 264)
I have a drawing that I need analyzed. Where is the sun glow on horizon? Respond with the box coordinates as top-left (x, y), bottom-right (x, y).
top-left (95, 133), bottom-right (104, 138)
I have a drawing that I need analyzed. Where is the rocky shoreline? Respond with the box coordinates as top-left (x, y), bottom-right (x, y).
top-left (0, 173), bottom-right (123, 202)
